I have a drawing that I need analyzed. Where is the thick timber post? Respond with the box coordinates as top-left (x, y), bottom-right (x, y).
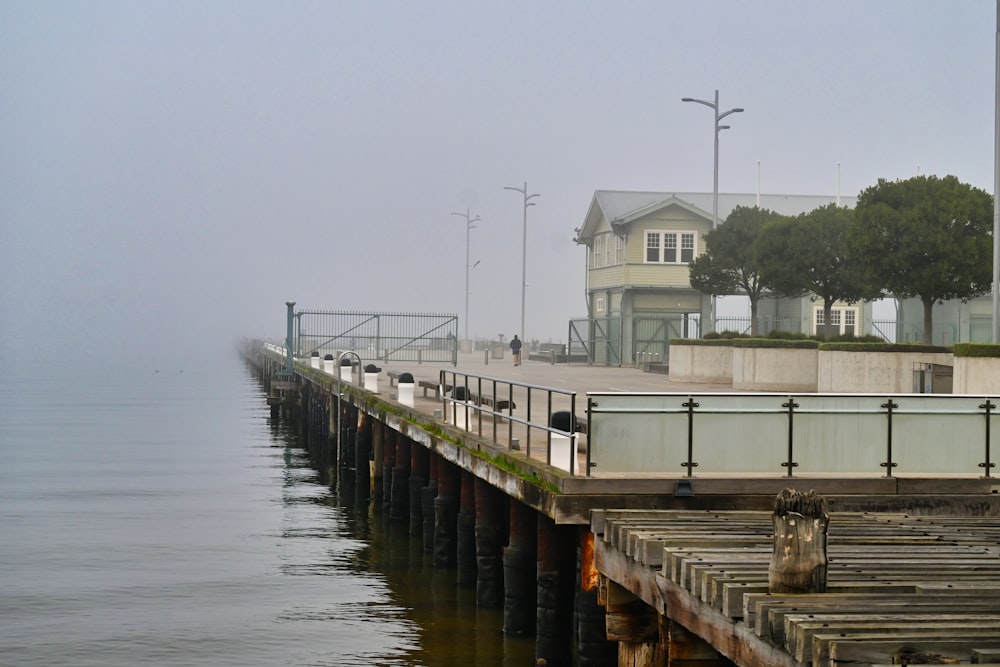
top-left (769, 488), bottom-right (829, 594)
top-left (503, 499), bottom-right (536, 636)
top-left (421, 455), bottom-right (438, 552)
top-left (604, 578), bottom-right (661, 667)
top-left (535, 516), bottom-right (576, 667)
top-left (576, 529), bottom-right (617, 667)
top-left (409, 443), bottom-right (428, 535)
top-left (390, 436), bottom-right (410, 522)
top-left (355, 412), bottom-right (371, 498)
top-left (474, 478), bottom-right (505, 608)
top-left (456, 469), bottom-right (477, 587)
top-left (381, 428), bottom-right (397, 515)
top-left (433, 458), bottom-right (460, 567)
top-left (665, 619), bottom-right (732, 666)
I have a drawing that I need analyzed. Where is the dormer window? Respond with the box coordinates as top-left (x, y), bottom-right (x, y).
top-left (645, 231), bottom-right (696, 264)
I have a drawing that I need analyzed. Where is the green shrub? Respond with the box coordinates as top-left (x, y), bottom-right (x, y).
top-left (953, 343), bottom-right (1000, 358)
top-left (818, 342), bottom-right (950, 353)
top-left (732, 338), bottom-right (819, 349)
top-left (671, 337), bottom-right (735, 347)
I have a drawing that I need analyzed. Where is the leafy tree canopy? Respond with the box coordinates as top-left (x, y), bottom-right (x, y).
top-left (852, 174), bottom-right (993, 343)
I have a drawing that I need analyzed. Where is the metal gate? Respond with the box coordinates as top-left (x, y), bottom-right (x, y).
top-left (293, 310), bottom-right (458, 365)
top-left (632, 315), bottom-right (690, 366)
top-left (568, 316), bottom-right (622, 366)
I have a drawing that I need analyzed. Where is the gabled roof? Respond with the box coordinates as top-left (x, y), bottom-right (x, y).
top-left (576, 190), bottom-right (857, 244)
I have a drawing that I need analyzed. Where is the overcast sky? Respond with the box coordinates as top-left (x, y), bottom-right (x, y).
top-left (1, 1), bottom-right (995, 370)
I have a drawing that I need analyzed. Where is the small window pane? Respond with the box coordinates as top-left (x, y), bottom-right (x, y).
top-left (646, 232), bottom-right (660, 262)
top-left (664, 234), bottom-right (677, 263)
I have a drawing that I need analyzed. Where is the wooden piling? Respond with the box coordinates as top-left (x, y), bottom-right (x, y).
top-left (433, 458), bottom-right (459, 567)
top-left (769, 488), bottom-right (829, 594)
top-left (503, 499), bottom-right (537, 636)
top-left (474, 478), bottom-right (505, 608)
top-left (456, 470), bottom-right (477, 587)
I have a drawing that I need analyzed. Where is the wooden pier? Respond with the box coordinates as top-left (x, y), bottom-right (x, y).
top-left (244, 340), bottom-right (1000, 667)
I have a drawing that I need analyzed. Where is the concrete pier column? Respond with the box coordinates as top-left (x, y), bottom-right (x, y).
top-left (575, 529), bottom-right (617, 667)
top-left (381, 428), bottom-right (396, 515)
top-left (503, 500), bottom-right (536, 637)
top-left (535, 517), bottom-right (576, 667)
top-left (409, 444), bottom-right (428, 536)
top-left (421, 455), bottom-right (438, 552)
top-left (474, 478), bottom-right (505, 608)
top-left (433, 458), bottom-right (460, 568)
top-left (389, 436), bottom-right (410, 522)
top-left (456, 469), bottom-right (477, 587)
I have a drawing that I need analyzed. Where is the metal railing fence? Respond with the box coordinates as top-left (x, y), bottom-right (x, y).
top-left (438, 369), bottom-right (580, 475)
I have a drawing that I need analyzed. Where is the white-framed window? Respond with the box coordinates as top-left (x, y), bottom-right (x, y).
top-left (595, 296), bottom-right (606, 314)
top-left (592, 235), bottom-right (605, 269)
top-left (645, 231), bottom-right (696, 264)
top-left (614, 234), bottom-right (625, 265)
top-left (814, 307), bottom-right (858, 335)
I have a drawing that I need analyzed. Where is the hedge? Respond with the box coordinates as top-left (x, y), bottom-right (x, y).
top-left (669, 338), bottom-right (735, 347)
top-left (953, 343), bottom-right (1000, 358)
top-left (818, 342), bottom-right (950, 353)
top-left (731, 338), bottom-right (819, 349)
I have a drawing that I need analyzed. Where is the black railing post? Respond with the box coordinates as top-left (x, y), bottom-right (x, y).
top-left (681, 397), bottom-right (699, 477)
top-left (980, 400), bottom-right (996, 478)
top-left (781, 397), bottom-right (799, 477)
top-left (880, 399), bottom-right (899, 477)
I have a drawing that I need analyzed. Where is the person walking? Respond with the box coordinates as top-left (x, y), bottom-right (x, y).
top-left (509, 335), bottom-right (522, 366)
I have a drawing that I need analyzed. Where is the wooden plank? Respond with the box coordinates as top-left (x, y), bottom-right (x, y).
top-left (818, 631), bottom-right (1000, 666)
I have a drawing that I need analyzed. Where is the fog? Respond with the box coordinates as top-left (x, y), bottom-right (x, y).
top-left (1, 1), bottom-right (994, 371)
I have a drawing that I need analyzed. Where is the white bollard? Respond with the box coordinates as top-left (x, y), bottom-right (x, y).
top-left (549, 433), bottom-right (574, 473)
top-left (310, 353), bottom-right (321, 369)
top-left (339, 361), bottom-right (353, 383)
top-left (397, 372), bottom-right (415, 407)
top-left (363, 364), bottom-right (379, 393)
top-left (322, 355), bottom-right (335, 375)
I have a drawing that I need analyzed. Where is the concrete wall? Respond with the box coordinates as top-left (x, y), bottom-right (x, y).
top-left (954, 356), bottom-right (1000, 393)
top-left (817, 350), bottom-right (952, 393)
top-left (732, 347), bottom-right (818, 392)
top-left (668, 344), bottom-right (732, 383)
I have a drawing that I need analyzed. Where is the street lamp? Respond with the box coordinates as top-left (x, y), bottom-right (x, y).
top-left (451, 209), bottom-right (480, 345)
top-left (504, 181), bottom-right (540, 343)
top-left (682, 89), bottom-right (743, 334)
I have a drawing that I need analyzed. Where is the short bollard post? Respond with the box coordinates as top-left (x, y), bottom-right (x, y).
top-left (323, 353), bottom-right (335, 374)
top-left (364, 364), bottom-right (379, 393)
top-left (769, 488), bottom-right (829, 594)
top-left (339, 357), bottom-right (353, 382)
top-left (310, 350), bottom-right (321, 368)
top-left (398, 372), bottom-right (415, 407)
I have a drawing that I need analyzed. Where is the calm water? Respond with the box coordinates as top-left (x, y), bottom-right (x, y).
top-left (0, 356), bottom-right (535, 666)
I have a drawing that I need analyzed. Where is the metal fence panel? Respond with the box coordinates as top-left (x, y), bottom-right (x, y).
top-left (295, 310), bottom-right (458, 365)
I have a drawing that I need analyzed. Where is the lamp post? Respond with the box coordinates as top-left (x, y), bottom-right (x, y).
top-left (504, 181), bottom-right (540, 343)
top-left (451, 209), bottom-right (480, 345)
top-left (682, 89), bottom-right (743, 334)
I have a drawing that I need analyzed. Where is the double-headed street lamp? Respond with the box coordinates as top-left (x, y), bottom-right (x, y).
top-left (682, 89), bottom-right (743, 334)
top-left (451, 209), bottom-right (481, 344)
top-left (504, 181), bottom-right (540, 343)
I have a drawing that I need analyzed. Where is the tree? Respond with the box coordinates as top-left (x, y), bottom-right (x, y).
top-left (689, 206), bottom-right (784, 336)
top-left (852, 175), bottom-right (993, 344)
top-left (758, 204), bottom-right (881, 340)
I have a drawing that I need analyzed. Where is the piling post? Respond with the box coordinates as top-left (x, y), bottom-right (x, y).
top-left (503, 499), bottom-right (537, 636)
top-left (421, 455), bottom-right (439, 552)
top-left (381, 428), bottom-right (397, 515)
top-left (390, 436), bottom-right (410, 522)
top-left (474, 478), bottom-right (505, 608)
top-left (535, 516), bottom-right (576, 666)
top-left (769, 488), bottom-right (829, 594)
top-left (456, 470), bottom-right (477, 587)
top-left (575, 529), bottom-right (617, 666)
top-left (409, 445), bottom-right (428, 536)
top-left (433, 458), bottom-right (460, 567)
top-left (355, 413), bottom-right (371, 499)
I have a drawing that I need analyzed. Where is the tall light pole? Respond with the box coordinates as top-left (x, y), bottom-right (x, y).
top-left (504, 181), bottom-right (540, 342)
top-left (682, 89), bottom-right (743, 334)
top-left (451, 209), bottom-right (480, 345)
